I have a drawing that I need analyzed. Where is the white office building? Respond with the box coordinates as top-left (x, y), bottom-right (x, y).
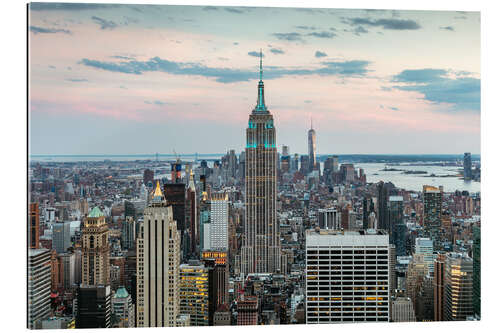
top-left (210, 193), bottom-right (229, 251)
top-left (317, 208), bottom-right (340, 230)
top-left (415, 238), bottom-right (435, 274)
top-left (305, 229), bottom-right (390, 323)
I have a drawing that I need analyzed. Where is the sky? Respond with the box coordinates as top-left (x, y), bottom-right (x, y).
top-left (28, 2), bottom-right (481, 155)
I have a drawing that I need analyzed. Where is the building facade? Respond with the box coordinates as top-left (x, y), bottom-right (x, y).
top-left (28, 249), bottom-right (52, 329)
top-left (305, 230), bottom-right (390, 323)
top-left (81, 206), bottom-right (110, 286)
top-left (136, 181), bottom-right (181, 327)
top-left (241, 53), bottom-right (280, 275)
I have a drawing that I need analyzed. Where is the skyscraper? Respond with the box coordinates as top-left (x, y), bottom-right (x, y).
top-left (415, 238), bottom-right (435, 274)
top-left (463, 152), bottom-right (472, 180)
top-left (307, 119), bottom-right (317, 173)
top-left (53, 221), bottom-right (72, 254)
top-left (136, 181), bottom-right (181, 327)
top-left (472, 225), bottom-right (480, 318)
top-left (29, 202), bottom-right (40, 249)
top-left (241, 51), bottom-right (280, 275)
top-left (210, 192), bottom-right (229, 251)
top-left (179, 262), bottom-right (210, 326)
top-left (388, 196), bottom-right (404, 247)
top-left (422, 185), bottom-right (443, 248)
top-left (28, 248), bottom-right (51, 329)
top-left (443, 253), bottom-right (473, 321)
top-left (81, 206), bottom-right (110, 286)
top-left (305, 229), bottom-right (390, 323)
top-left (76, 285), bottom-right (111, 328)
top-left (185, 170), bottom-right (198, 257)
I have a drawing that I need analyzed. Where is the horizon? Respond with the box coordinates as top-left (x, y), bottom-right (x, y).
top-left (29, 3), bottom-right (480, 155)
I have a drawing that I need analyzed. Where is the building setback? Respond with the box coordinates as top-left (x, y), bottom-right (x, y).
top-left (305, 230), bottom-right (390, 323)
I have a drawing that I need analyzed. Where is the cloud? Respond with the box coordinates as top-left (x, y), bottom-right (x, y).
top-left (80, 56), bottom-right (371, 83)
top-left (315, 51), bottom-right (327, 58)
top-left (248, 51), bottom-right (264, 58)
top-left (345, 17), bottom-right (421, 30)
top-left (392, 69), bottom-right (480, 112)
top-left (225, 8), bottom-right (244, 14)
top-left (65, 78), bottom-right (88, 82)
top-left (48, 65), bottom-right (56, 69)
top-left (440, 26), bottom-right (455, 31)
top-left (389, 106), bottom-right (399, 111)
top-left (203, 6), bottom-right (218, 11)
top-left (30, 3), bottom-right (119, 11)
top-left (393, 68), bottom-right (448, 83)
top-left (308, 31), bottom-right (336, 38)
top-left (29, 26), bottom-right (71, 34)
top-left (111, 55), bottom-right (136, 60)
top-left (304, 100), bottom-right (312, 103)
top-left (353, 26), bottom-right (369, 35)
top-left (233, 42), bottom-right (239, 45)
top-left (295, 25), bottom-right (316, 30)
top-left (272, 32), bottom-right (303, 41)
top-left (92, 16), bottom-right (118, 30)
top-left (269, 48), bottom-right (284, 55)
top-left (145, 100), bottom-right (169, 106)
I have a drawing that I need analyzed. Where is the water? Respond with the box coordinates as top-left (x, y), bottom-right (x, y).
top-left (357, 163), bottom-right (480, 193)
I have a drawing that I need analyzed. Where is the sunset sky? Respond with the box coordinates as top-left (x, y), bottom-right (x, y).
top-left (28, 3), bottom-right (480, 155)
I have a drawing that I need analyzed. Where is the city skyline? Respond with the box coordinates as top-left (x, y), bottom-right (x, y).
top-left (29, 4), bottom-right (480, 155)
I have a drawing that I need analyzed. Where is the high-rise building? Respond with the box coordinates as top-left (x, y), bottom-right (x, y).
top-left (185, 170), bottom-right (198, 258)
top-left (317, 208), bottom-right (340, 230)
top-left (237, 296), bottom-right (259, 325)
top-left (391, 297), bottom-right (416, 322)
top-left (443, 253), bottom-right (473, 321)
top-left (29, 203), bottom-right (40, 249)
top-left (76, 285), bottom-right (111, 328)
top-left (305, 230), bottom-right (390, 323)
top-left (423, 185), bottom-right (443, 246)
top-left (308, 119), bottom-right (317, 173)
top-left (340, 164), bottom-right (355, 183)
top-left (28, 249), bottom-right (51, 329)
top-left (143, 169), bottom-right (154, 186)
top-left (377, 182), bottom-right (395, 231)
top-left (164, 182), bottom-right (186, 239)
top-left (433, 253), bottom-right (446, 321)
top-left (121, 216), bottom-right (136, 251)
top-left (59, 252), bottom-right (76, 289)
top-left (136, 181), bottom-right (180, 327)
top-left (388, 195), bottom-right (403, 235)
top-left (179, 262), bottom-right (210, 326)
top-left (415, 238), bottom-right (435, 274)
top-left (53, 221), bottom-right (72, 254)
top-left (299, 155), bottom-right (309, 175)
top-left (112, 287), bottom-right (135, 328)
top-left (210, 193), bottom-right (229, 251)
top-left (406, 254), bottom-right (428, 312)
top-left (171, 159), bottom-right (182, 183)
top-left (472, 225), bottom-right (480, 318)
top-left (241, 52), bottom-right (280, 275)
top-left (201, 251), bottom-right (229, 312)
top-left (463, 152), bottom-right (472, 180)
top-left (82, 207), bottom-right (110, 286)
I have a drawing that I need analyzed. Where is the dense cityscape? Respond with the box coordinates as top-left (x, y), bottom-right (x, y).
top-left (27, 54), bottom-right (481, 329)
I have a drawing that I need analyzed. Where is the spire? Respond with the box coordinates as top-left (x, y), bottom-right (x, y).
top-left (310, 116), bottom-right (313, 130)
top-left (254, 49), bottom-right (267, 113)
top-left (188, 169), bottom-right (196, 191)
top-left (259, 48), bottom-right (263, 81)
top-left (153, 180), bottom-right (162, 198)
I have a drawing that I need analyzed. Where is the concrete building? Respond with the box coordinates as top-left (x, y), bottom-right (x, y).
top-left (52, 221), bottom-right (72, 254)
top-left (210, 192), bottom-right (229, 251)
top-left (29, 202), bottom-right (40, 249)
top-left (76, 285), bottom-right (111, 328)
top-left (112, 287), bottom-right (135, 328)
top-left (391, 297), bottom-right (416, 322)
top-left (237, 296), bottom-right (259, 325)
top-left (81, 206), bottom-right (110, 286)
top-left (28, 249), bottom-right (51, 329)
top-left (179, 262), bottom-right (210, 326)
top-left (415, 238), bottom-right (435, 274)
top-left (444, 253), bottom-right (473, 321)
top-left (305, 229), bottom-right (390, 323)
top-left (433, 253), bottom-right (446, 321)
top-left (121, 216), bottom-right (136, 251)
top-left (317, 208), bottom-right (340, 230)
top-left (136, 181), bottom-right (180, 327)
top-left (241, 53), bottom-right (280, 275)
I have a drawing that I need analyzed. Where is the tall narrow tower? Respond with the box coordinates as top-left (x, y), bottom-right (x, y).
top-left (81, 206), bottom-right (110, 286)
top-left (307, 118), bottom-right (316, 173)
top-left (241, 51), bottom-right (280, 275)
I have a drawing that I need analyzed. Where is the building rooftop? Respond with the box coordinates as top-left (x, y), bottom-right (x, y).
top-left (88, 206), bottom-right (104, 218)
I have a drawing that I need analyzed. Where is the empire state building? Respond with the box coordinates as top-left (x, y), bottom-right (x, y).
top-left (241, 51), bottom-right (281, 274)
